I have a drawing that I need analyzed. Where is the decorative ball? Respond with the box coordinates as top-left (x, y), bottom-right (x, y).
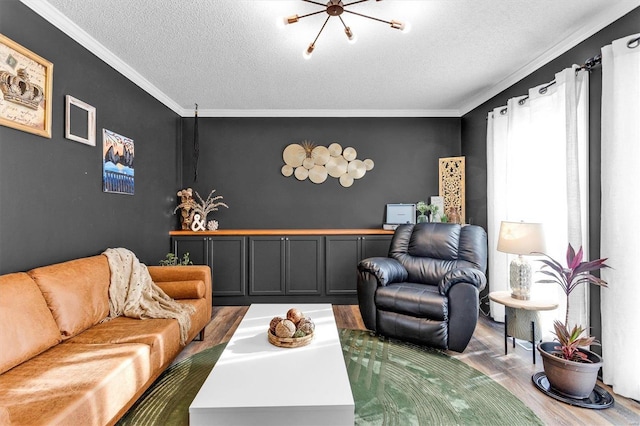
top-left (275, 319), bottom-right (296, 338)
top-left (298, 319), bottom-right (315, 335)
top-left (287, 308), bottom-right (304, 325)
top-left (293, 330), bottom-right (306, 338)
top-left (269, 316), bottom-right (283, 334)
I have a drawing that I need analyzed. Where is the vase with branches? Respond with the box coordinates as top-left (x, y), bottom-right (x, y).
top-left (174, 189), bottom-right (228, 229)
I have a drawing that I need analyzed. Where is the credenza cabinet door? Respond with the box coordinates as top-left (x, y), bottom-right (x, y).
top-left (172, 236), bottom-right (247, 298)
top-left (172, 236), bottom-right (208, 266)
top-left (286, 236), bottom-right (323, 295)
top-left (361, 235), bottom-right (393, 259)
top-left (208, 236), bottom-right (247, 296)
top-left (325, 235), bottom-right (392, 295)
top-left (249, 237), bottom-right (285, 295)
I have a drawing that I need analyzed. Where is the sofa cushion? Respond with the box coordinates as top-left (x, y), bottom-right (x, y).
top-left (0, 273), bottom-right (61, 375)
top-left (68, 316), bottom-right (182, 371)
top-left (28, 255), bottom-right (111, 340)
top-left (156, 280), bottom-right (205, 299)
top-left (0, 342), bottom-right (151, 426)
top-left (376, 282), bottom-right (448, 321)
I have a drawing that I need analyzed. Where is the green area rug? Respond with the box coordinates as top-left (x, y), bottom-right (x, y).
top-left (118, 329), bottom-right (542, 425)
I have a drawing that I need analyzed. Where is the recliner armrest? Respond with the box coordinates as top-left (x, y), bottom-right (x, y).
top-left (438, 267), bottom-right (486, 295)
top-left (358, 257), bottom-right (408, 286)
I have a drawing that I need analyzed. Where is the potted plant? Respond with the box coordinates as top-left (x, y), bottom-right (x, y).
top-left (427, 203), bottom-right (440, 222)
top-left (159, 252), bottom-right (193, 266)
top-left (416, 201), bottom-right (428, 223)
top-left (535, 244), bottom-right (610, 398)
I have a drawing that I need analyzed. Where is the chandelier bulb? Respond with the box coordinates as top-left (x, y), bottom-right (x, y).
top-left (303, 43), bottom-right (315, 60)
top-left (345, 27), bottom-right (357, 44)
top-left (281, 15), bottom-right (299, 28)
top-left (390, 20), bottom-right (411, 33)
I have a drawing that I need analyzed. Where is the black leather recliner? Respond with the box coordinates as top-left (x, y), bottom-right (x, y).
top-left (357, 223), bottom-right (488, 352)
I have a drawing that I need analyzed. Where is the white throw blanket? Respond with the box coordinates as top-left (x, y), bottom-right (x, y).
top-left (102, 248), bottom-right (195, 345)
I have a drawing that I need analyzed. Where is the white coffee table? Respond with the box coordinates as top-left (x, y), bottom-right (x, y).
top-left (189, 304), bottom-right (355, 425)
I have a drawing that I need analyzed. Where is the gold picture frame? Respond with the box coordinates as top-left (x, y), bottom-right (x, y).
top-left (0, 34), bottom-right (53, 138)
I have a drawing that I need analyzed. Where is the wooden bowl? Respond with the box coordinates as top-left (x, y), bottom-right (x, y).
top-left (267, 330), bottom-right (314, 348)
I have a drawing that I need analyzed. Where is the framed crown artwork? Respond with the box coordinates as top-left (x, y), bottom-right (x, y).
top-left (0, 34), bottom-right (53, 138)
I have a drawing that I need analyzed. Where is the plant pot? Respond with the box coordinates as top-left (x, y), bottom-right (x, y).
top-left (537, 342), bottom-right (602, 399)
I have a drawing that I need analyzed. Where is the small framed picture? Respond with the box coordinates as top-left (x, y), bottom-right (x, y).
top-left (102, 128), bottom-right (134, 195)
top-left (65, 95), bottom-right (96, 146)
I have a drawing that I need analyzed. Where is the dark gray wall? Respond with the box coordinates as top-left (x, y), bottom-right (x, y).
top-left (461, 7), bottom-right (640, 345)
top-left (0, 0), bottom-right (181, 274)
top-left (180, 117), bottom-right (461, 229)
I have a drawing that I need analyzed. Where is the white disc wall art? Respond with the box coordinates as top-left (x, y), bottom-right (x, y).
top-left (309, 165), bottom-right (328, 184)
top-left (343, 147), bottom-right (357, 161)
top-left (328, 143), bottom-right (343, 157)
top-left (339, 174), bottom-right (354, 187)
top-left (347, 159), bottom-right (366, 179)
top-left (281, 141), bottom-right (374, 187)
top-left (311, 146), bottom-right (330, 165)
top-left (326, 156), bottom-right (348, 178)
top-left (283, 143), bottom-right (306, 167)
top-left (281, 164), bottom-right (294, 177)
top-left (364, 159), bottom-right (375, 171)
top-left (294, 166), bottom-right (309, 180)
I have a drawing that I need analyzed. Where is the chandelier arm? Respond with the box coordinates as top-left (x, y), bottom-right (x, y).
top-left (302, 0), bottom-right (328, 7)
top-left (298, 10), bottom-right (328, 19)
top-left (338, 15), bottom-right (349, 29)
top-left (343, 0), bottom-right (371, 7)
top-left (311, 15), bottom-right (332, 46)
top-left (343, 9), bottom-right (392, 25)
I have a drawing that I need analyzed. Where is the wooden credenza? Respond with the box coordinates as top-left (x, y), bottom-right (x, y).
top-left (169, 229), bottom-right (394, 305)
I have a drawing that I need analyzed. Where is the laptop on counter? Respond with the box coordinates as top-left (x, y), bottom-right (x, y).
top-left (383, 203), bottom-right (416, 230)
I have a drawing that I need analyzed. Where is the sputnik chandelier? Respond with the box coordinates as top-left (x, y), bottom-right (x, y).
top-left (280, 0), bottom-right (410, 59)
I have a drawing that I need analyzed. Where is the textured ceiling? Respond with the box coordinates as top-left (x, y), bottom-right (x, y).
top-left (22, 0), bottom-right (640, 116)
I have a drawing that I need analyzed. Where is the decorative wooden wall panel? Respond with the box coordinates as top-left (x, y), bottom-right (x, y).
top-left (438, 156), bottom-right (465, 224)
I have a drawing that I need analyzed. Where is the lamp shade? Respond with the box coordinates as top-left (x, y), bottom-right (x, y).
top-left (497, 221), bottom-right (546, 255)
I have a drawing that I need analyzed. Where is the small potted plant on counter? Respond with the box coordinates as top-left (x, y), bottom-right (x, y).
top-left (416, 201), bottom-right (429, 223)
top-left (535, 244), bottom-right (610, 399)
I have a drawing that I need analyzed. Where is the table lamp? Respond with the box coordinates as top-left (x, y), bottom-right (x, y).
top-left (497, 221), bottom-right (546, 300)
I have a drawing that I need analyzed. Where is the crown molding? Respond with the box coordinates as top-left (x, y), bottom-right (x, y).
top-left (187, 109), bottom-right (461, 118)
top-left (20, 0), bottom-right (184, 116)
top-left (457, 1), bottom-right (640, 116)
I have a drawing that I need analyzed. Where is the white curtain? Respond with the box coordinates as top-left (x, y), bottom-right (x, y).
top-left (600, 33), bottom-right (640, 401)
top-left (486, 67), bottom-right (589, 338)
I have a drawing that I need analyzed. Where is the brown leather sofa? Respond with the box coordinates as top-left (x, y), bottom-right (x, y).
top-left (0, 254), bottom-right (212, 426)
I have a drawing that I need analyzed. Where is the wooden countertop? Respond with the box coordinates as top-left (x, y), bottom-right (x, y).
top-left (169, 229), bottom-right (395, 236)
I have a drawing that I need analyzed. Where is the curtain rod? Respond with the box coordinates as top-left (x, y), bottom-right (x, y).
top-left (514, 54), bottom-right (601, 108)
top-left (498, 35), bottom-right (640, 115)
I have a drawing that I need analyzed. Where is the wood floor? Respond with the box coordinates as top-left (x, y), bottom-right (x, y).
top-left (177, 306), bottom-right (640, 425)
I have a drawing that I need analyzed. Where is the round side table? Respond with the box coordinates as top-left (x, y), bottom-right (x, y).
top-left (488, 290), bottom-right (558, 364)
